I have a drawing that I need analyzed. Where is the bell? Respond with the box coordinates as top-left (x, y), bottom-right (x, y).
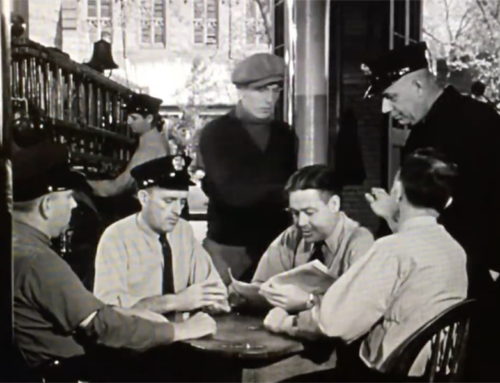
top-left (85, 39), bottom-right (119, 73)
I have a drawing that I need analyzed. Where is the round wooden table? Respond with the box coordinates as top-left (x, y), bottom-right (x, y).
top-left (181, 312), bottom-right (304, 362)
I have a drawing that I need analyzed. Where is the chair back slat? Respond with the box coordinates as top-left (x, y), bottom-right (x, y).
top-left (381, 299), bottom-right (475, 382)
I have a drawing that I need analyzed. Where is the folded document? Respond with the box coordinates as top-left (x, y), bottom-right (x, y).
top-left (265, 260), bottom-right (336, 295)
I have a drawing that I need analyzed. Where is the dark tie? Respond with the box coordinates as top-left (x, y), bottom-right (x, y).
top-left (159, 234), bottom-right (175, 295)
top-left (309, 241), bottom-right (326, 264)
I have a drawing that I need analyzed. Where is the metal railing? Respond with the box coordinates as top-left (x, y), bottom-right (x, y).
top-left (11, 37), bottom-right (137, 175)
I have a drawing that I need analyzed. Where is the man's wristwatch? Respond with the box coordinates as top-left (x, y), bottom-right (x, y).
top-left (305, 293), bottom-right (315, 310)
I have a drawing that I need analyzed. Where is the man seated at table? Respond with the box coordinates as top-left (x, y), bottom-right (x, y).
top-left (93, 155), bottom-right (230, 314)
top-left (263, 148), bottom-right (468, 381)
top-left (12, 141), bottom-right (217, 382)
top-left (236, 165), bottom-right (374, 313)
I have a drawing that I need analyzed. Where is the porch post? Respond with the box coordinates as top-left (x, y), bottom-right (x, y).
top-left (294, 0), bottom-right (329, 167)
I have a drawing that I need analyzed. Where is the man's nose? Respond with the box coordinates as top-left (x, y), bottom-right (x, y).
top-left (382, 98), bottom-right (393, 114)
top-left (297, 212), bottom-right (308, 227)
top-left (171, 200), bottom-right (183, 215)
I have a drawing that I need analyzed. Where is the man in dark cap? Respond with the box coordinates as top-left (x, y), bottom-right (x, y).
top-left (362, 42), bottom-right (500, 381)
top-left (87, 92), bottom-right (170, 197)
top-left (12, 141), bottom-right (217, 381)
top-left (198, 53), bottom-right (297, 285)
top-left (94, 155), bottom-right (229, 314)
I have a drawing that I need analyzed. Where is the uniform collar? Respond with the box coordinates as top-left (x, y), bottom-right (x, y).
top-left (13, 219), bottom-right (51, 246)
top-left (398, 216), bottom-right (438, 233)
top-left (421, 86), bottom-right (460, 125)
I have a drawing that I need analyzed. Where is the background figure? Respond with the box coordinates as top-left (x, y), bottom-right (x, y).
top-left (198, 53), bottom-right (297, 285)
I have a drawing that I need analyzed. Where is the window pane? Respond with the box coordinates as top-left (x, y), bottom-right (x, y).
top-left (141, 20), bottom-right (152, 43)
top-left (154, 19), bottom-right (165, 43)
top-left (88, 0), bottom-right (98, 17)
top-left (194, 19), bottom-right (204, 44)
top-left (194, 0), bottom-right (204, 19)
top-left (154, 0), bottom-right (164, 17)
top-left (101, 0), bottom-right (112, 18)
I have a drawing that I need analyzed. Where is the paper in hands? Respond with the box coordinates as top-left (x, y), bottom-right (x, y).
top-left (263, 260), bottom-right (336, 295)
top-left (228, 268), bottom-right (261, 298)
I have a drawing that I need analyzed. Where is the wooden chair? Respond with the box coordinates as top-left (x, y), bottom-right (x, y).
top-left (380, 299), bottom-right (475, 382)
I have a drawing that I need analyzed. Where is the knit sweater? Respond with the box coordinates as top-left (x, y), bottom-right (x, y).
top-left (199, 108), bottom-right (297, 247)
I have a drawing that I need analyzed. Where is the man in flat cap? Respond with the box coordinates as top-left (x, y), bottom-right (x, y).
top-left (93, 155), bottom-right (229, 314)
top-left (12, 141), bottom-right (217, 381)
top-left (198, 53), bottom-right (297, 285)
top-left (87, 92), bottom-right (170, 198)
top-left (361, 42), bottom-right (500, 381)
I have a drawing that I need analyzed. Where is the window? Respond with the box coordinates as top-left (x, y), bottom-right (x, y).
top-left (140, 0), bottom-right (166, 46)
top-left (87, 0), bottom-right (112, 43)
top-left (245, 0), bottom-right (268, 45)
top-left (193, 0), bottom-right (218, 46)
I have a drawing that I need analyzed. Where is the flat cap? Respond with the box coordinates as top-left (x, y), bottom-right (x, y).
top-left (131, 155), bottom-right (195, 191)
top-left (231, 53), bottom-right (285, 88)
top-left (122, 93), bottom-right (163, 115)
top-left (12, 140), bottom-right (86, 202)
top-left (361, 42), bottom-right (429, 98)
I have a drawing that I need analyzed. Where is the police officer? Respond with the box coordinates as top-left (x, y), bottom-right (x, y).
top-left (361, 42), bottom-right (500, 381)
top-left (12, 140), bottom-right (216, 381)
top-left (198, 53), bottom-right (297, 285)
top-left (87, 93), bottom-right (170, 198)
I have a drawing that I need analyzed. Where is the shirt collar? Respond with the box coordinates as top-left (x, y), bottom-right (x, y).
top-left (398, 216), bottom-right (438, 233)
top-left (324, 212), bottom-right (348, 253)
top-left (13, 219), bottom-right (51, 246)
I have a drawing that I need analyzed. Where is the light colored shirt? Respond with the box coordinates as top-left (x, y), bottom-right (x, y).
top-left (295, 216), bottom-right (468, 376)
top-left (90, 128), bottom-right (170, 197)
top-left (252, 212), bottom-right (374, 284)
top-left (94, 214), bottom-right (222, 308)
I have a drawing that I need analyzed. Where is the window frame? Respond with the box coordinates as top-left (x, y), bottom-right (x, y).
top-left (193, 0), bottom-right (219, 47)
top-left (86, 0), bottom-right (113, 42)
top-left (139, 0), bottom-right (168, 48)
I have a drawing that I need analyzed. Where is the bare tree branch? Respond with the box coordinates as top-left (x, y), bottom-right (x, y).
top-left (475, 0), bottom-right (496, 37)
top-left (443, 0), bottom-right (454, 43)
top-left (253, 0), bottom-right (273, 48)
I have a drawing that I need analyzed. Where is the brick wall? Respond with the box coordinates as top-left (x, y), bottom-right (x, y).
top-left (335, 1), bottom-right (390, 233)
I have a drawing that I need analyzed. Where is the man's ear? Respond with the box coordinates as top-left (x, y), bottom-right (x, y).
top-left (138, 189), bottom-right (149, 207)
top-left (328, 194), bottom-right (341, 213)
top-left (391, 179), bottom-right (403, 202)
top-left (146, 114), bottom-right (154, 124)
top-left (39, 195), bottom-right (51, 220)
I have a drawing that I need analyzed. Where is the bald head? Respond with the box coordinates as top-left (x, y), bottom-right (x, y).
top-left (382, 69), bottom-right (443, 126)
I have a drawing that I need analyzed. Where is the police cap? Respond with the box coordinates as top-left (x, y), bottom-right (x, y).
top-left (12, 140), bottom-right (87, 202)
top-left (361, 42), bottom-right (429, 98)
top-left (122, 93), bottom-right (163, 115)
top-left (131, 155), bottom-right (196, 191)
top-left (231, 53), bottom-right (285, 89)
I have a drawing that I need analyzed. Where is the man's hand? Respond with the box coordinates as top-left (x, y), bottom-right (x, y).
top-left (365, 187), bottom-right (398, 220)
top-left (175, 280), bottom-right (228, 312)
top-left (203, 299), bottom-right (231, 315)
top-left (263, 307), bottom-right (289, 333)
top-left (173, 312), bottom-right (217, 341)
top-left (259, 283), bottom-right (309, 313)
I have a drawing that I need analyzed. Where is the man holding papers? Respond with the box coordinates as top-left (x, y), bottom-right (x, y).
top-left (247, 165), bottom-right (374, 312)
top-left (264, 149), bottom-right (468, 381)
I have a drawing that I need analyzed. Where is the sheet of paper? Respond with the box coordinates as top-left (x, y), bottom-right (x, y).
top-left (229, 268), bottom-right (261, 298)
top-left (266, 260), bottom-right (336, 295)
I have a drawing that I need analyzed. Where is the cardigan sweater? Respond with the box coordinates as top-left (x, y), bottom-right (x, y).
top-left (199, 109), bottom-right (297, 249)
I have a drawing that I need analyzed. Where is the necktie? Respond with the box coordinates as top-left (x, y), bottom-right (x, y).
top-left (309, 241), bottom-right (326, 264)
top-left (159, 234), bottom-right (175, 295)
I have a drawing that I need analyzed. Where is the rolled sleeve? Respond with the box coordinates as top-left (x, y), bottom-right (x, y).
top-left (28, 256), bottom-right (104, 334)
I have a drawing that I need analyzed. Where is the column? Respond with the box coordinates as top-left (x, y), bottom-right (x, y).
top-left (294, 0), bottom-right (330, 167)
top-left (0, 0), bottom-right (14, 371)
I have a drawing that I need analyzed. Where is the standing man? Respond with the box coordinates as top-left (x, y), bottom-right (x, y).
top-left (199, 53), bottom-right (297, 285)
top-left (93, 155), bottom-right (229, 314)
top-left (361, 42), bottom-right (500, 299)
top-left (361, 42), bottom-right (500, 381)
top-left (12, 141), bottom-right (216, 382)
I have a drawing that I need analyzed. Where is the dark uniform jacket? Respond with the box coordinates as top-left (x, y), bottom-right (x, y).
top-left (402, 86), bottom-right (500, 298)
top-left (199, 110), bottom-right (297, 253)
